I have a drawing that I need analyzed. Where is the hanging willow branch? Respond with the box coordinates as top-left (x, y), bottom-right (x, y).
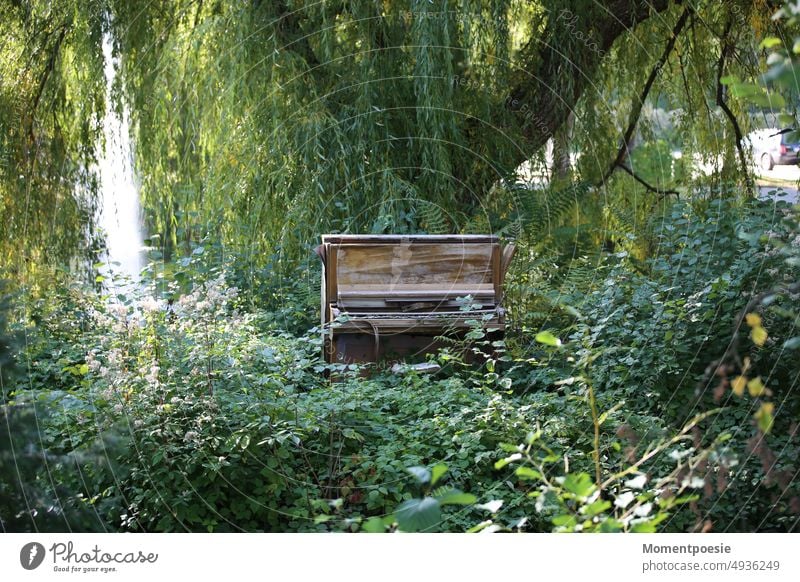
top-left (600, 6), bottom-right (692, 186)
top-left (616, 162), bottom-right (680, 198)
top-left (28, 24), bottom-right (68, 144)
top-left (715, 15), bottom-right (752, 187)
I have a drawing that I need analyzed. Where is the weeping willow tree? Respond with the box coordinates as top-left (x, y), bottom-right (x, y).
top-left (0, 0), bottom-right (793, 283)
top-left (0, 0), bottom-right (107, 286)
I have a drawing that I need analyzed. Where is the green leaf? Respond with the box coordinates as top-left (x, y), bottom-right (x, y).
top-left (435, 489), bottom-right (477, 506)
top-left (535, 331), bottom-right (562, 347)
top-left (467, 520), bottom-right (495, 533)
top-left (362, 516), bottom-right (386, 533)
top-left (430, 464), bottom-right (448, 486)
top-left (760, 36), bottom-right (782, 49)
top-left (514, 467), bottom-right (542, 481)
top-left (395, 497), bottom-right (441, 532)
top-left (630, 521), bottom-right (657, 533)
top-left (407, 466), bottom-right (431, 484)
top-left (597, 518), bottom-right (623, 532)
top-left (551, 514), bottom-right (577, 528)
top-left (314, 514), bottom-right (333, 524)
top-left (494, 452), bottom-right (522, 469)
top-left (582, 499), bottom-right (611, 518)
top-left (562, 473), bottom-right (596, 499)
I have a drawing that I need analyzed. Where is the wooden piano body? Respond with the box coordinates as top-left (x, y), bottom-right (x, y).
top-left (316, 235), bottom-right (515, 364)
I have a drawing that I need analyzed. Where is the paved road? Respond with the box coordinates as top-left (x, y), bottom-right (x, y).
top-left (758, 185), bottom-right (799, 203)
top-left (756, 165), bottom-right (799, 203)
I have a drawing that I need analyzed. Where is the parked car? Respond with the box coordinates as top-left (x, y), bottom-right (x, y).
top-left (749, 128), bottom-right (800, 171)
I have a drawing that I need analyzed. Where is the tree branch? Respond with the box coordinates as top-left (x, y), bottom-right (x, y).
top-left (715, 16), bottom-right (752, 187)
top-left (615, 162), bottom-right (680, 198)
top-left (28, 25), bottom-right (67, 144)
top-left (601, 6), bottom-right (692, 184)
top-left (505, 0), bottom-right (674, 158)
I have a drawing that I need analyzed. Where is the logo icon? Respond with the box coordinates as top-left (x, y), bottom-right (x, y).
top-left (20, 542), bottom-right (46, 570)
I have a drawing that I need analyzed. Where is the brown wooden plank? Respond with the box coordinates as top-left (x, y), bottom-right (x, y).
top-left (326, 243), bottom-right (338, 302)
top-left (338, 286), bottom-right (495, 297)
top-left (335, 243), bottom-right (494, 288)
top-left (492, 243), bottom-right (501, 300)
top-left (322, 234), bottom-right (498, 244)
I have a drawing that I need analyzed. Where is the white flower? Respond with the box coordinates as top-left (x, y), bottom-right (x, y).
top-left (145, 365), bottom-right (160, 385)
top-left (107, 349), bottom-right (123, 366)
top-left (86, 351), bottom-right (101, 372)
top-left (110, 303), bottom-right (128, 318)
top-left (140, 296), bottom-right (163, 313)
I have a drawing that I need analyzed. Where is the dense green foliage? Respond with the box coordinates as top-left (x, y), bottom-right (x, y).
top-left (3, 195), bottom-right (799, 532)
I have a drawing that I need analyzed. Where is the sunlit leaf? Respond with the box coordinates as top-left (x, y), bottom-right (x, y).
top-left (751, 325), bottom-right (768, 347)
top-left (514, 467), bottom-right (542, 481)
top-left (430, 463), bottom-right (448, 486)
top-left (747, 376), bottom-right (766, 397)
top-left (745, 313), bottom-right (762, 327)
top-left (535, 331), bottom-right (561, 347)
top-left (755, 403), bottom-right (775, 434)
top-left (494, 453), bottom-right (522, 470)
top-left (731, 376), bottom-right (747, 397)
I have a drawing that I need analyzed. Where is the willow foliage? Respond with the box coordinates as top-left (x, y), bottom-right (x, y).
top-left (0, 0), bottom-right (790, 281)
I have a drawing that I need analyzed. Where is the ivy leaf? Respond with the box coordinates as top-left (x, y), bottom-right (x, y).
top-left (731, 376), bottom-right (747, 397)
top-left (395, 497), bottom-right (441, 532)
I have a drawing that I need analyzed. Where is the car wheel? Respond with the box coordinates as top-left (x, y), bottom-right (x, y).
top-left (760, 153), bottom-right (774, 171)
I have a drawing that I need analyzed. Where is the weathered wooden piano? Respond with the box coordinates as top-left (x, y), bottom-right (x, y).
top-left (316, 234), bottom-right (515, 364)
